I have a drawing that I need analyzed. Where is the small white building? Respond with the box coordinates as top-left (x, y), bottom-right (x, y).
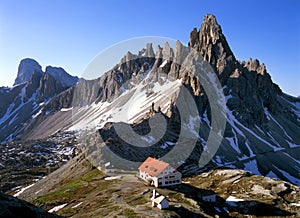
top-left (138, 157), bottom-right (182, 187)
top-left (151, 190), bottom-right (169, 209)
top-left (104, 162), bottom-right (115, 173)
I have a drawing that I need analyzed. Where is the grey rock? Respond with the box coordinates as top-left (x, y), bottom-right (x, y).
top-left (14, 58), bottom-right (43, 86)
top-left (45, 66), bottom-right (79, 88)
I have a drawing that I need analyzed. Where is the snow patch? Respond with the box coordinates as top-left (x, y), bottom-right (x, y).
top-left (32, 108), bottom-right (43, 119)
top-left (202, 111), bottom-right (210, 126)
top-left (104, 176), bottom-right (122, 180)
top-left (160, 60), bottom-right (168, 68)
top-left (48, 203), bottom-right (68, 213)
top-left (61, 107), bottom-right (73, 112)
top-left (141, 136), bottom-right (155, 143)
top-left (264, 107), bottom-right (293, 141)
top-left (13, 183), bottom-right (35, 197)
top-left (69, 78), bottom-right (181, 132)
top-left (226, 196), bottom-right (244, 206)
top-left (72, 202), bottom-right (83, 208)
top-left (160, 141), bottom-right (175, 149)
top-left (226, 137), bottom-right (241, 153)
top-left (228, 108), bottom-right (281, 151)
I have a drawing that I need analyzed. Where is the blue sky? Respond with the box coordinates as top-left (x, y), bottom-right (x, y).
top-left (0, 0), bottom-right (299, 96)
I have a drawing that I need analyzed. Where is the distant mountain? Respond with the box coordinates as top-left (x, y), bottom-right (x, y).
top-left (0, 14), bottom-right (299, 187)
top-left (45, 66), bottom-right (79, 88)
top-left (0, 59), bottom-right (78, 142)
top-left (13, 58), bottom-right (43, 86)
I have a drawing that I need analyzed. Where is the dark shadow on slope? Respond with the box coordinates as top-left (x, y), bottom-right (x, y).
top-left (0, 191), bottom-right (63, 218)
top-left (227, 200), bottom-right (294, 216)
top-left (166, 183), bottom-right (294, 217)
top-left (98, 111), bottom-right (181, 164)
top-left (167, 205), bottom-right (205, 218)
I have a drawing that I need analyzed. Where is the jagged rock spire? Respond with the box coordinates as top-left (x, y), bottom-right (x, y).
top-left (145, 43), bottom-right (155, 57)
top-left (189, 14), bottom-right (236, 83)
top-left (162, 42), bottom-right (174, 61)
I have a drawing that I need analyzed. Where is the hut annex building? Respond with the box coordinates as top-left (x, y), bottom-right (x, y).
top-left (138, 157), bottom-right (182, 187)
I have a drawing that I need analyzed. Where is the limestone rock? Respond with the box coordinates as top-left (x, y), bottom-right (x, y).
top-left (14, 58), bottom-right (43, 86)
top-left (189, 14), bottom-right (236, 83)
top-left (45, 66), bottom-right (79, 88)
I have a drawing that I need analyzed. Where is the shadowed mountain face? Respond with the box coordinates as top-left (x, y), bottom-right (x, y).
top-left (0, 191), bottom-right (62, 218)
top-left (0, 61), bottom-right (78, 142)
top-left (0, 14), bottom-right (299, 186)
top-left (13, 58), bottom-right (43, 86)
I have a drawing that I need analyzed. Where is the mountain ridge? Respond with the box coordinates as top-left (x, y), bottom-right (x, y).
top-left (0, 14), bottom-right (299, 187)
top-left (0, 60), bottom-right (78, 142)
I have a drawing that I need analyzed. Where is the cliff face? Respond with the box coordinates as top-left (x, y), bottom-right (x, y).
top-left (190, 14), bottom-right (236, 84)
top-left (187, 14), bottom-right (284, 127)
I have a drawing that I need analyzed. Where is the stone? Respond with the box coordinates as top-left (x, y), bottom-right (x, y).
top-left (14, 58), bottom-right (43, 86)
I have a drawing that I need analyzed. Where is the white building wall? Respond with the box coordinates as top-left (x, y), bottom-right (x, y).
top-left (158, 166), bottom-right (182, 187)
top-left (139, 167), bottom-right (182, 187)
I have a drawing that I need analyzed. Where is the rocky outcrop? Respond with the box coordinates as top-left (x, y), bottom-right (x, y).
top-left (14, 58), bottom-right (43, 86)
top-left (36, 73), bottom-right (65, 103)
top-left (168, 41), bottom-right (188, 80)
top-left (0, 84), bottom-right (26, 119)
top-left (186, 14), bottom-right (285, 127)
top-left (189, 14), bottom-right (236, 84)
top-left (73, 43), bottom-right (156, 104)
top-left (45, 66), bottom-right (78, 88)
top-left (0, 60), bottom-right (78, 142)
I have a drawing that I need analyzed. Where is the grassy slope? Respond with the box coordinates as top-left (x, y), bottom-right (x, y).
top-left (14, 154), bottom-right (300, 218)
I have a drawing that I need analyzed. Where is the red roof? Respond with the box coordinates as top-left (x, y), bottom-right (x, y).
top-left (138, 157), bottom-right (169, 177)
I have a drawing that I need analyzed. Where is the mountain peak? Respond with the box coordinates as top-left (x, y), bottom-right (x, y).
top-left (162, 41), bottom-right (174, 60)
top-left (14, 58), bottom-right (43, 86)
top-left (189, 14), bottom-right (222, 47)
top-left (189, 14), bottom-right (236, 82)
top-left (200, 14), bottom-right (222, 45)
top-left (45, 66), bottom-right (79, 88)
